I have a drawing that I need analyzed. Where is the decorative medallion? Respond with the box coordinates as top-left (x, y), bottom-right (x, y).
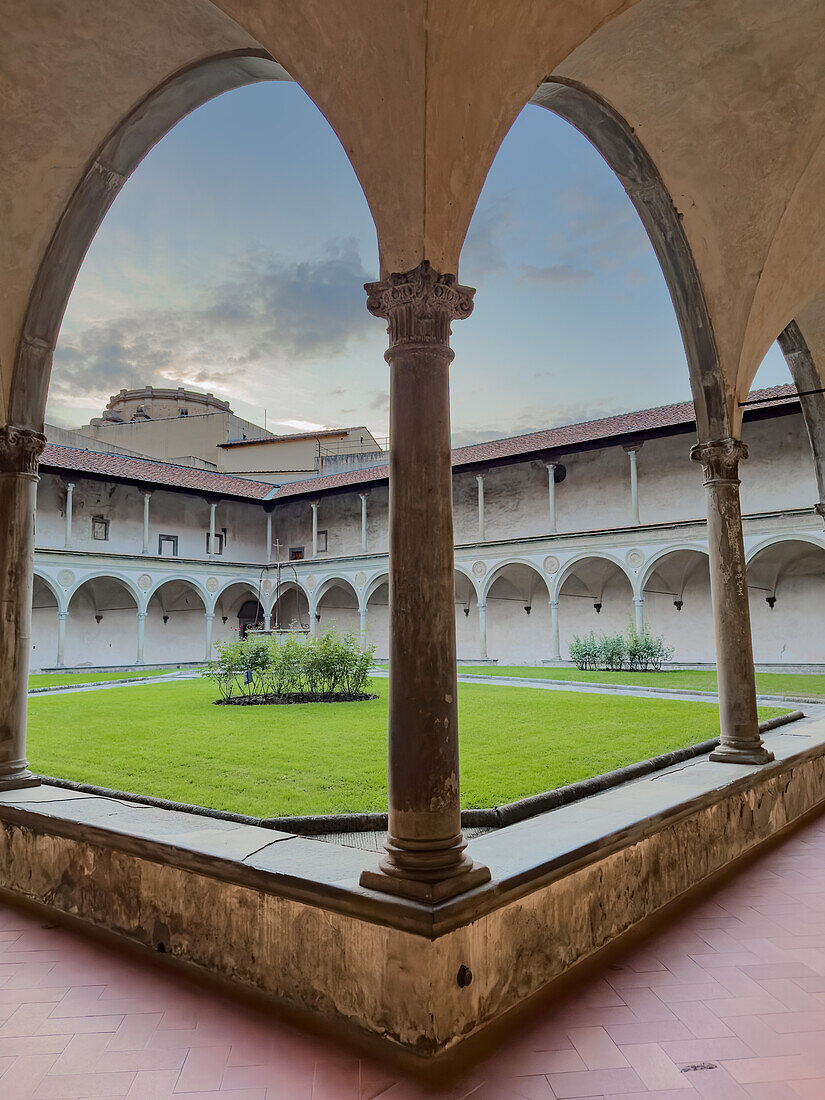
top-left (355, 571), bottom-right (367, 588)
top-left (472, 561), bottom-right (487, 578)
top-left (205, 576), bottom-right (219, 593)
top-left (306, 574), bottom-right (317, 590)
top-left (626, 549), bottom-right (644, 568)
top-left (543, 555), bottom-right (560, 575)
top-left (137, 573), bottom-right (152, 590)
top-left (57, 569), bottom-right (75, 588)
top-left (262, 579), bottom-right (273, 594)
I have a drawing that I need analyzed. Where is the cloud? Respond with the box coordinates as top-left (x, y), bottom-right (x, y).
top-left (50, 239), bottom-right (377, 412)
top-left (460, 199), bottom-right (512, 281)
top-left (519, 263), bottom-right (593, 287)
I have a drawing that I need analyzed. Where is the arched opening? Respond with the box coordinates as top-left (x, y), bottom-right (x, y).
top-left (314, 579), bottom-right (360, 636)
top-left (454, 571), bottom-right (481, 662)
top-left (30, 575), bottom-right (60, 671)
top-left (485, 563), bottom-right (551, 666)
top-left (748, 539), bottom-right (825, 665)
top-left (642, 550), bottom-right (712, 664)
top-left (213, 582), bottom-right (260, 646)
top-left (145, 580), bottom-right (206, 664)
top-left (557, 557), bottom-right (633, 662)
top-left (66, 576), bottom-right (138, 668)
top-left (272, 582), bottom-right (310, 634)
top-left (365, 574), bottom-right (389, 657)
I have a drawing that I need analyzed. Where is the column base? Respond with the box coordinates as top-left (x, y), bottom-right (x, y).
top-left (709, 743), bottom-right (775, 765)
top-left (0, 771), bottom-right (41, 792)
top-left (360, 861), bottom-right (491, 903)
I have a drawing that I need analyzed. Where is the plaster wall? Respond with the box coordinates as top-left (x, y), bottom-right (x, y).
top-left (749, 573), bottom-right (825, 665)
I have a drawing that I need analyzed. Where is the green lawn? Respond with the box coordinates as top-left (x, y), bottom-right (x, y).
top-left (29, 668), bottom-right (197, 690)
top-left (26, 678), bottom-right (787, 817)
top-left (456, 666), bottom-right (825, 699)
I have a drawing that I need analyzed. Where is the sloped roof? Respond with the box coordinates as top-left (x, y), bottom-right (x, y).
top-left (272, 384), bottom-right (798, 500)
top-left (40, 444), bottom-right (276, 501)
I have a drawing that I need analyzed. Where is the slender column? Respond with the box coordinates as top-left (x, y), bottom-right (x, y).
top-left (359, 493), bottom-right (368, 553)
top-left (141, 492), bottom-right (151, 554)
top-left (204, 612), bottom-right (214, 661)
top-left (309, 599), bottom-right (318, 637)
top-left (359, 604), bottom-right (367, 647)
top-left (476, 474), bottom-right (485, 541)
top-left (691, 438), bottom-right (773, 764)
top-left (56, 610), bottom-right (67, 667)
top-left (64, 481), bottom-right (75, 548)
top-left (633, 596), bottom-right (645, 634)
top-left (627, 447), bottom-right (640, 525)
top-left (136, 611), bottom-right (146, 664)
top-left (546, 463), bottom-right (557, 533)
top-left (359, 260), bottom-right (490, 902)
top-left (311, 501), bottom-right (319, 557)
top-left (550, 598), bottom-right (561, 660)
top-left (266, 512), bottom-right (273, 564)
top-left (0, 426), bottom-right (45, 789)
top-left (478, 600), bottom-right (488, 660)
top-left (208, 501), bottom-right (216, 558)
top-left (264, 607), bottom-right (272, 630)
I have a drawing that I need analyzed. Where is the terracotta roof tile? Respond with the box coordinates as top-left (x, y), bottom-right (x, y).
top-left (40, 444), bottom-right (275, 500)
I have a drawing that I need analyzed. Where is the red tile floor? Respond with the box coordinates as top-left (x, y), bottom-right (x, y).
top-left (6, 814), bottom-right (825, 1098)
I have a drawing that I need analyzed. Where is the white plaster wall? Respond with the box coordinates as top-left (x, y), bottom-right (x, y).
top-left (35, 474), bottom-right (68, 549)
top-left (740, 416), bottom-right (818, 514)
top-left (557, 573), bottom-right (635, 662)
top-left (316, 583), bottom-right (360, 637)
top-left (30, 601), bottom-right (58, 670)
top-left (749, 573), bottom-right (825, 663)
top-left (643, 575), bottom-right (715, 663)
top-left (65, 587), bottom-right (138, 667)
top-left (365, 585), bottom-right (389, 658)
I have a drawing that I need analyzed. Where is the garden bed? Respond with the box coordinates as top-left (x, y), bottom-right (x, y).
top-left (215, 691), bottom-right (378, 705)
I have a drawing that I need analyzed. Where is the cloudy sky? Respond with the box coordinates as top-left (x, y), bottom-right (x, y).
top-left (49, 81), bottom-right (789, 445)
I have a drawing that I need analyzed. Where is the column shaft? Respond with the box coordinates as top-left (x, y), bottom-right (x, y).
top-left (311, 502), bottom-right (318, 558)
top-left (208, 502), bottom-right (216, 559)
top-left (359, 604), bottom-right (367, 648)
top-left (64, 482), bottom-right (74, 549)
top-left (478, 601), bottom-right (488, 660)
top-left (266, 513), bottom-right (273, 564)
top-left (142, 493), bottom-right (151, 555)
top-left (476, 475), bottom-right (485, 542)
top-left (628, 449), bottom-right (640, 525)
top-left (0, 426), bottom-right (44, 789)
top-left (360, 494), bottom-right (368, 553)
top-left (547, 464), bottom-right (557, 533)
top-left (57, 610), bottom-right (67, 667)
top-left (359, 260), bottom-right (489, 902)
top-left (136, 611), bottom-right (146, 664)
top-left (633, 596), bottom-right (645, 634)
top-left (550, 599), bottom-right (561, 660)
top-left (691, 438), bottom-right (773, 764)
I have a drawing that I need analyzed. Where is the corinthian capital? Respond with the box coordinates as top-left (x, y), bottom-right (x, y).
top-left (0, 425), bottom-right (46, 475)
top-left (365, 260), bottom-right (474, 347)
top-left (690, 437), bottom-right (747, 483)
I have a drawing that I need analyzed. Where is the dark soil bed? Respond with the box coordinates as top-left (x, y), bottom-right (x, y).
top-left (214, 692), bottom-right (378, 706)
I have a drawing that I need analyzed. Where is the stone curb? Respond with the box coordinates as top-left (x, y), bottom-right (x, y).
top-left (36, 710), bottom-right (804, 836)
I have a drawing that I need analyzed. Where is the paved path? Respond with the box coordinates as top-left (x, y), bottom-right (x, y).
top-left (4, 808), bottom-right (825, 1095)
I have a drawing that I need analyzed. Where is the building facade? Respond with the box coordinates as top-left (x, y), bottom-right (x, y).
top-left (31, 386), bottom-right (825, 672)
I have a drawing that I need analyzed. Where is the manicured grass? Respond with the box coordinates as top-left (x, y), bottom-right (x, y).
top-left (456, 666), bottom-right (825, 699)
top-left (29, 668), bottom-right (197, 689)
top-left (26, 678), bottom-right (787, 817)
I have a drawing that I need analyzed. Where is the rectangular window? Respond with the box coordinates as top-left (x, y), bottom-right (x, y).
top-left (317, 529), bottom-right (328, 553)
top-left (158, 534), bottom-right (178, 557)
top-left (289, 547), bottom-right (305, 560)
top-left (206, 532), bottom-right (224, 555)
top-left (92, 515), bottom-right (109, 541)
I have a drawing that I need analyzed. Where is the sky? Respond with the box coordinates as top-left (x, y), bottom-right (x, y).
top-left (48, 80), bottom-right (789, 446)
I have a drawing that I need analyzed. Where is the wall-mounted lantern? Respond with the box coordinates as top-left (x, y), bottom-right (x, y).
top-left (766, 595), bottom-right (777, 609)
top-left (162, 614), bottom-right (169, 625)
top-left (94, 613), bottom-right (103, 624)
top-left (674, 599), bottom-right (683, 612)
top-left (593, 602), bottom-right (602, 614)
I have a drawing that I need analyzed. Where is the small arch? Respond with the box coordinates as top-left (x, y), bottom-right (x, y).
top-left (65, 575), bottom-right (140, 668)
top-left (481, 558), bottom-right (548, 603)
top-left (483, 561), bottom-right (551, 666)
top-left (552, 552), bottom-right (634, 602)
top-left (144, 579), bottom-right (207, 664)
top-left (641, 548), bottom-right (713, 663)
top-left (313, 576), bottom-right (360, 635)
top-left (365, 571), bottom-right (389, 604)
top-left (32, 570), bottom-right (64, 611)
top-left (639, 545), bottom-right (710, 596)
top-left (746, 532), bottom-right (825, 567)
top-left (746, 537), bottom-right (825, 665)
top-left (67, 573), bottom-right (141, 612)
top-left (30, 573), bottom-right (61, 670)
top-left (146, 575), bottom-right (209, 609)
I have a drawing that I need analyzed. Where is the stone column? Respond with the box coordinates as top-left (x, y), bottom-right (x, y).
top-left (633, 596), bottom-right (645, 635)
top-left (359, 603), bottom-right (367, 648)
top-left (359, 260), bottom-right (490, 902)
top-left (359, 493), bottom-right (368, 553)
top-left (56, 610), bottom-right (67, 668)
top-left (141, 492), bottom-right (151, 555)
top-left (0, 426), bottom-right (45, 790)
top-left (478, 600), bottom-right (488, 660)
top-left (627, 447), bottom-right (640, 525)
top-left (264, 607), bottom-right (272, 631)
top-left (136, 610), bottom-right (146, 665)
top-left (208, 501), bottom-right (216, 559)
top-left (266, 512), bottom-right (273, 564)
top-left (64, 481), bottom-right (74, 548)
top-left (204, 612), bottom-right (214, 661)
top-left (476, 474), bottom-right (485, 542)
top-left (311, 501), bottom-right (319, 558)
top-left (546, 463), bottom-right (557, 533)
top-left (691, 438), bottom-right (773, 764)
top-left (550, 598), bottom-right (561, 660)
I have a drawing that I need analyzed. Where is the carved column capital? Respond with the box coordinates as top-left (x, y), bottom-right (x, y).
top-left (690, 437), bottom-right (747, 484)
top-left (365, 260), bottom-right (474, 348)
top-left (0, 425), bottom-right (46, 476)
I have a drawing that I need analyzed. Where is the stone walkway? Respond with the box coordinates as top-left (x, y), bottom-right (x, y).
top-left (3, 810), bottom-right (825, 1095)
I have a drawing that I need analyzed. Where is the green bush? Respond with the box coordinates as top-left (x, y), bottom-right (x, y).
top-left (203, 629), bottom-right (375, 701)
top-left (568, 624), bottom-right (673, 672)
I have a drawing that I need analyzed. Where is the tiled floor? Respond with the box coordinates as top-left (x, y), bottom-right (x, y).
top-left (6, 816), bottom-right (825, 1098)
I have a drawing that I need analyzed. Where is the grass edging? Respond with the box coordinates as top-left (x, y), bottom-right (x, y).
top-left (36, 710), bottom-right (804, 836)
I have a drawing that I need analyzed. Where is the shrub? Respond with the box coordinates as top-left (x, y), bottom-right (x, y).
top-left (203, 628), bottom-right (375, 702)
top-left (568, 624), bottom-right (673, 672)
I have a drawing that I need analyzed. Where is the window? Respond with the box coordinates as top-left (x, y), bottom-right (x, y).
top-left (317, 529), bottom-right (328, 553)
top-left (158, 535), bottom-right (178, 557)
top-left (289, 546), bottom-right (305, 560)
top-left (92, 515), bottom-right (109, 541)
top-left (206, 531), bottom-right (224, 555)
top-left (178, 408), bottom-right (189, 416)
